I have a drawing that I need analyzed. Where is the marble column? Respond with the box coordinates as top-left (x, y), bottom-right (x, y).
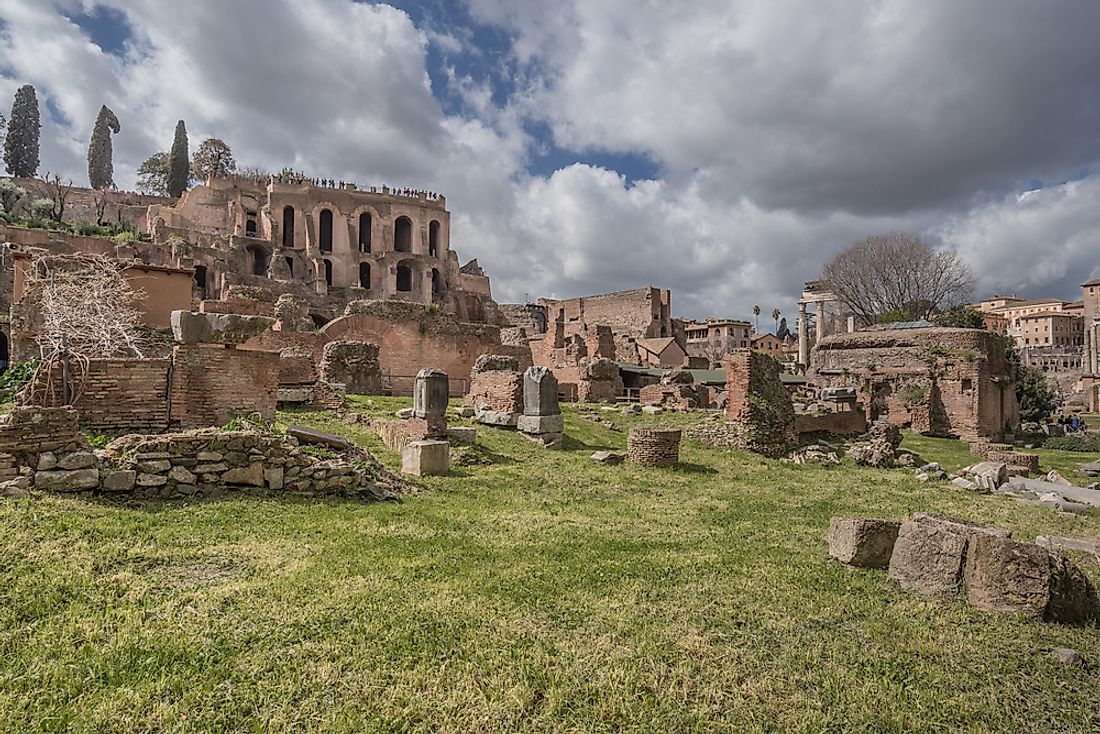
top-left (798, 301), bottom-right (809, 367)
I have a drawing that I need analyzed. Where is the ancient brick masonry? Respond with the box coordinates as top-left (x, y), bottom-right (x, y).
top-left (627, 428), bottom-right (682, 467)
top-left (169, 345), bottom-right (279, 429)
top-left (576, 357), bottom-right (622, 403)
top-left (319, 340), bottom-right (383, 395)
top-left (0, 407), bottom-right (87, 480)
top-left (465, 355), bottom-right (524, 413)
top-left (725, 349), bottom-right (797, 457)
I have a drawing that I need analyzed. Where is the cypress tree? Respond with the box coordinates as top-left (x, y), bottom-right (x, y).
top-left (166, 120), bottom-right (190, 198)
top-left (87, 105), bottom-right (121, 189)
top-left (4, 84), bottom-right (41, 178)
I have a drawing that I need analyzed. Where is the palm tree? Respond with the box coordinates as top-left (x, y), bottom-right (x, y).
top-left (752, 304), bottom-right (761, 331)
top-left (772, 308), bottom-right (781, 333)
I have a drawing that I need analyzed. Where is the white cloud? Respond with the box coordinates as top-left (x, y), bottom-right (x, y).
top-left (1, 0), bottom-right (1098, 321)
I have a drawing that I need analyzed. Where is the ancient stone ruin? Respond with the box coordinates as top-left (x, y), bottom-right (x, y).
top-left (828, 513), bottom-right (1099, 624)
top-left (627, 427), bottom-right (682, 467)
top-left (318, 340), bottom-right (383, 395)
top-left (518, 366), bottom-right (564, 449)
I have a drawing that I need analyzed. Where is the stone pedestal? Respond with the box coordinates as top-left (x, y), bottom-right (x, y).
top-left (413, 369), bottom-right (449, 419)
top-left (523, 367), bottom-right (560, 416)
top-left (401, 439), bottom-right (449, 476)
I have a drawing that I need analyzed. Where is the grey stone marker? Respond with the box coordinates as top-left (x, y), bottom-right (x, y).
top-left (413, 369), bottom-right (449, 418)
top-left (523, 366), bottom-right (560, 416)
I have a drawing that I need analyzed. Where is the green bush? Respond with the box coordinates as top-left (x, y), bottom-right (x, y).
top-left (1042, 434), bottom-right (1100, 452)
top-left (0, 359), bottom-right (38, 392)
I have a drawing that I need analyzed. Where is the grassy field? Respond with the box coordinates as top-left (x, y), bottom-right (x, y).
top-left (1, 397), bottom-right (1099, 733)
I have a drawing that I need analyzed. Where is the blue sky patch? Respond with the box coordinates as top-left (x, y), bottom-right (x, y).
top-left (64, 3), bottom-right (131, 57)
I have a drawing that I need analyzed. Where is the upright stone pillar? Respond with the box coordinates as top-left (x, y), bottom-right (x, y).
top-left (413, 369), bottom-right (449, 418)
top-left (816, 302), bottom-right (826, 343)
top-left (518, 366), bottom-right (564, 448)
top-left (797, 301), bottom-right (809, 368)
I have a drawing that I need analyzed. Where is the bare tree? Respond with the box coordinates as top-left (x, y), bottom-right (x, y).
top-left (21, 252), bottom-right (149, 405)
top-left (821, 233), bottom-right (974, 324)
top-left (42, 171), bottom-right (73, 222)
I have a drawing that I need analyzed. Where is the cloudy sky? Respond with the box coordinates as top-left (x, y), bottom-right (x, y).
top-left (2, 1), bottom-right (1099, 322)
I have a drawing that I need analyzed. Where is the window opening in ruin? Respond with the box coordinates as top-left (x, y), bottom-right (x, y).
top-left (359, 262), bottom-right (371, 289)
top-left (323, 258), bottom-right (333, 286)
top-left (248, 246), bottom-right (270, 276)
top-left (431, 268), bottom-right (440, 295)
top-left (285, 257), bottom-right (294, 276)
top-left (194, 265), bottom-right (208, 293)
top-left (319, 208), bottom-right (334, 252)
top-left (311, 314), bottom-right (328, 329)
top-left (394, 216), bottom-right (412, 253)
top-left (359, 212), bottom-right (372, 252)
top-left (428, 220), bottom-right (440, 257)
top-left (962, 378), bottom-right (973, 392)
top-left (0, 331), bottom-right (9, 374)
top-left (245, 218), bottom-right (257, 236)
top-left (396, 264), bottom-right (413, 292)
top-left (282, 206), bottom-right (295, 247)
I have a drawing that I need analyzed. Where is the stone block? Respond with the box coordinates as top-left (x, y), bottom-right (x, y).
top-left (168, 465), bottom-right (196, 484)
top-left (57, 451), bottom-right (96, 470)
top-left (401, 440), bottom-right (449, 477)
top-left (413, 369), bottom-right (450, 418)
top-left (36, 452), bottom-right (57, 471)
top-left (517, 413), bottom-right (565, 435)
top-left (223, 462), bottom-right (264, 486)
top-left (446, 427), bottom-right (477, 444)
top-left (101, 469), bottom-right (136, 492)
top-left (827, 517), bottom-right (901, 569)
top-left (477, 411), bottom-right (518, 427)
top-left (264, 466), bottom-right (285, 490)
top-left (137, 473), bottom-right (167, 487)
top-left (523, 366), bottom-right (560, 416)
top-left (888, 513), bottom-right (1011, 598)
top-left (34, 468), bottom-right (101, 492)
top-left (967, 461), bottom-right (1008, 491)
top-left (171, 310), bottom-right (275, 345)
top-left (590, 451), bottom-right (625, 465)
top-left (286, 425), bottom-right (352, 450)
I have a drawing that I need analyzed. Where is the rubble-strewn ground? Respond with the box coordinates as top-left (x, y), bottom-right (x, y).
top-left (1, 398), bottom-right (1098, 733)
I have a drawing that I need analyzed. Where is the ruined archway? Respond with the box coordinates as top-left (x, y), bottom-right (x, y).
top-left (359, 262), bottom-right (371, 289)
top-left (394, 216), bottom-right (412, 253)
top-left (396, 262), bottom-right (413, 292)
top-left (246, 245), bottom-right (271, 276)
top-left (319, 208), bottom-right (333, 253)
top-left (323, 258), bottom-right (333, 286)
top-left (282, 206), bottom-right (295, 248)
top-left (194, 265), bottom-right (208, 296)
top-left (358, 212), bottom-right (372, 253)
top-left (428, 220), bottom-right (440, 257)
top-left (431, 267), bottom-right (441, 295)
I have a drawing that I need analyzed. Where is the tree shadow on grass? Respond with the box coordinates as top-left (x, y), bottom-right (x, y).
top-left (667, 462), bottom-right (719, 475)
top-left (76, 485), bottom-right (404, 513)
top-left (561, 435), bottom-right (617, 452)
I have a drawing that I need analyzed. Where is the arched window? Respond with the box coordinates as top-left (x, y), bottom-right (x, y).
top-left (284, 257), bottom-right (294, 276)
top-left (394, 216), bottom-right (412, 253)
top-left (428, 220), bottom-right (440, 257)
top-left (359, 262), bottom-right (371, 289)
top-left (431, 268), bottom-right (440, 295)
top-left (358, 212), bottom-right (372, 253)
top-left (323, 259), bottom-right (333, 286)
top-left (245, 218), bottom-right (257, 236)
top-left (282, 206), bottom-right (295, 248)
top-left (396, 264), bottom-right (413, 292)
top-left (319, 208), bottom-right (333, 253)
top-left (194, 265), bottom-right (207, 291)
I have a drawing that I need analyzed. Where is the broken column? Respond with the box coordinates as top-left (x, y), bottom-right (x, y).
top-left (411, 368), bottom-right (449, 439)
top-left (517, 366), bottom-right (564, 449)
top-left (725, 349), bottom-right (796, 457)
top-left (627, 428), bottom-right (682, 467)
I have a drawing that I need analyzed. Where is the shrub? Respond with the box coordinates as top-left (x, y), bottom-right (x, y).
top-left (28, 197), bottom-right (55, 223)
top-left (1042, 434), bottom-right (1100, 452)
top-left (0, 359), bottom-right (38, 392)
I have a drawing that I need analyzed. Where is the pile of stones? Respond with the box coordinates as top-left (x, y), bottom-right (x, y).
top-left (846, 421), bottom-right (920, 468)
top-left (3, 426), bottom-right (404, 500)
top-left (828, 513), bottom-right (1099, 624)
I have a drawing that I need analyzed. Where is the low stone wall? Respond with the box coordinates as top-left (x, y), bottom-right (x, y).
top-left (970, 441), bottom-right (1013, 457)
top-left (375, 417), bottom-right (447, 452)
top-left (466, 369), bottom-right (524, 414)
top-left (627, 428), bottom-right (681, 467)
top-left (639, 383), bottom-right (708, 410)
top-left (794, 410), bottom-right (867, 437)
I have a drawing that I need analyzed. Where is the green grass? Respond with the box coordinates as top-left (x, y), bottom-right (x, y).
top-left (2, 397), bottom-right (1099, 732)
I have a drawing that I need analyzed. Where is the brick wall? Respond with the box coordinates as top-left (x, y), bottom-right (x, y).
top-left (466, 369), bottom-right (524, 413)
top-left (627, 428), bottom-right (681, 467)
top-left (725, 349), bottom-right (797, 456)
top-left (169, 345), bottom-right (279, 429)
top-left (23, 359), bottom-right (171, 434)
top-left (0, 407), bottom-right (86, 478)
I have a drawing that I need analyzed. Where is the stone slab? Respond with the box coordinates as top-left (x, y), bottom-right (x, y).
top-left (517, 413), bottom-right (565, 435)
top-left (402, 440), bottom-right (449, 476)
top-left (286, 425), bottom-right (351, 450)
top-left (827, 516), bottom-right (900, 569)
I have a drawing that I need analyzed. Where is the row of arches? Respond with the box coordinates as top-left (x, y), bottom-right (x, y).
top-left (280, 206), bottom-right (442, 257)
top-left (320, 258), bottom-right (442, 295)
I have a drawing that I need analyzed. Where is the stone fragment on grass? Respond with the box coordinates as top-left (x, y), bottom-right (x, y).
top-left (888, 513), bottom-right (1010, 598)
top-left (827, 516), bottom-right (900, 569)
top-left (1050, 648), bottom-right (1087, 666)
top-left (402, 440), bottom-right (449, 476)
top-left (590, 451), bottom-right (625, 465)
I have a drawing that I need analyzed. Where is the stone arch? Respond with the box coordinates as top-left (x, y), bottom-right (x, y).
top-left (394, 216), bottom-right (412, 253)
top-left (359, 261), bottom-right (371, 289)
top-left (319, 208), bottom-right (334, 253)
top-left (358, 211), bottom-right (372, 253)
top-left (396, 260), bottom-right (414, 292)
top-left (282, 205), bottom-right (295, 248)
top-left (323, 258), bottom-right (334, 287)
top-left (284, 257), bottom-right (295, 277)
top-left (428, 220), bottom-right (440, 257)
top-left (431, 267), bottom-right (441, 295)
